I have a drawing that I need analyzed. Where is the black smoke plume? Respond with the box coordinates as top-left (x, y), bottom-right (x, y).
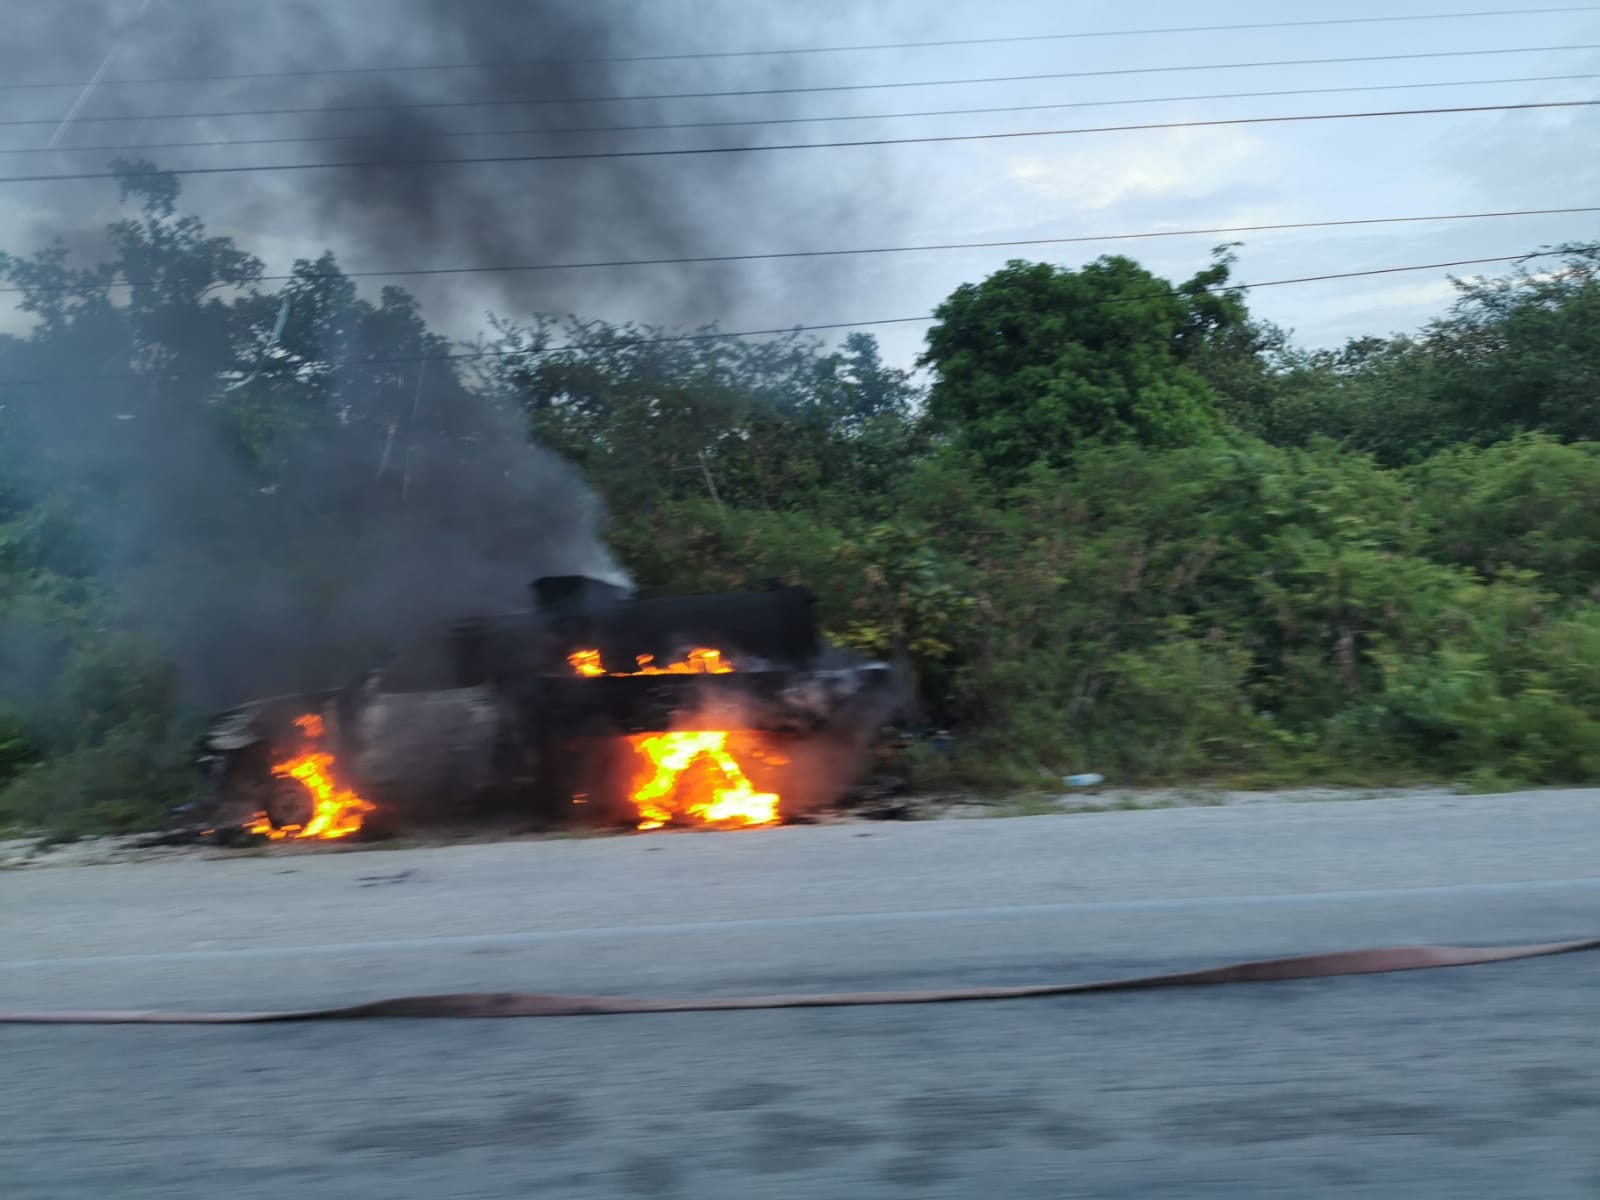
top-left (0, 1), bottom-right (909, 713)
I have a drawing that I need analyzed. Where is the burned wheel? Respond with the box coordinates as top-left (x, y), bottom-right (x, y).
top-left (262, 775), bottom-right (314, 832)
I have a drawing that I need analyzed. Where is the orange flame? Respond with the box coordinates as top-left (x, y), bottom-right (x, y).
top-left (244, 713), bottom-right (375, 841)
top-left (567, 646), bottom-right (778, 829)
top-left (627, 731), bottom-right (780, 830)
top-left (567, 647), bottom-right (734, 676)
top-left (568, 649), bottom-right (605, 677)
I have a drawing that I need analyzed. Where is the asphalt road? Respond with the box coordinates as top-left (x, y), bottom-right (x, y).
top-left (3, 790), bottom-right (1598, 1199)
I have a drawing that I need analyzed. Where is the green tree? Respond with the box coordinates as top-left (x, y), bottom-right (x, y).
top-left (0, 165), bottom-right (580, 830)
top-left (1244, 246), bottom-right (1600, 464)
top-left (480, 318), bottom-right (927, 520)
top-left (1416, 244), bottom-right (1600, 447)
top-left (1410, 435), bottom-right (1600, 596)
top-left (918, 252), bottom-right (1246, 478)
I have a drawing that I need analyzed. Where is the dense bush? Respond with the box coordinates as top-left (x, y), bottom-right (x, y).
top-left (2, 172), bottom-right (1597, 833)
top-left (1410, 436), bottom-right (1600, 596)
top-left (0, 563), bottom-right (188, 834)
top-left (617, 432), bottom-right (1600, 790)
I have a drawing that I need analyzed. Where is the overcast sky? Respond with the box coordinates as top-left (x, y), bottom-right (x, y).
top-left (2, 0), bottom-right (1597, 370)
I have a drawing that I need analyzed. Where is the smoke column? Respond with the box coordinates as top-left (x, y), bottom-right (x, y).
top-left (0, 0), bottom-right (912, 710)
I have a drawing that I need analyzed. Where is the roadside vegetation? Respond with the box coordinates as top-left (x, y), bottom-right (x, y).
top-left (4, 166), bottom-right (1599, 833)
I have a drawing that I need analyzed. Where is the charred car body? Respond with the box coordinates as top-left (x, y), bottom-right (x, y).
top-left (196, 575), bottom-right (901, 834)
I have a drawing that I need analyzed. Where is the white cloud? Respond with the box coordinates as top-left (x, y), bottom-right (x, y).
top-left (996, 125), bottom-right (1279, 212)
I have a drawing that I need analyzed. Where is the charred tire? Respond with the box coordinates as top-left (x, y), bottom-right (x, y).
top-left (263, 776), bottom-right (314, 831)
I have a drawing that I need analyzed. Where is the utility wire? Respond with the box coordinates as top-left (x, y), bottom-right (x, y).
top-left (1, 44), bottom-right (1595, 129)
top-left (9, 72), bottom-right (1595, 159)
top-left (0, 253), bottom-right (1558, 388)
top-left (3, 207), bottom-right (1593, 297)
top-left (3, 5), bottom-right (1596, 89)
top-left (1, 102), bottom-right (1592, 185)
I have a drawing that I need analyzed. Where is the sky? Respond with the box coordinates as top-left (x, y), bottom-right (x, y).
top-left (1, 0), bottom-right (1597, 372)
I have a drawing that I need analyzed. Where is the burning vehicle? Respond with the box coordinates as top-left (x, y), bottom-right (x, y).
top-left (194, 575), bottom-right (901, 839)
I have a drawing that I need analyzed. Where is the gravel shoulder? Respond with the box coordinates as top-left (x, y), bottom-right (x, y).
top-left (0, 782), bottom-right (1543, 871)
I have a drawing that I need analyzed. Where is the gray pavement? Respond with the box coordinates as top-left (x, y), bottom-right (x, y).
top-left (2, 790), bottom-right (1599, 1198)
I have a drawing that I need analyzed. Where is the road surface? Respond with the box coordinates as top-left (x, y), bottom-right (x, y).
top-left (3, 790), bottom-right (1598, 1198)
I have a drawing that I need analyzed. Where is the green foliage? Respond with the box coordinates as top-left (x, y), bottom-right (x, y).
top-left (480, 318), bottom-right (927, 521)
top-left (0, 561), bottom-right (187, 832)
top-left (1083, 635), bottom-right (1277, 778)
top-left (1341, 588), bottom-right (1600, 784)
top-left (919, 252), bottom-right (1241, 478)
top-left (627, 433), bottom-right (1600, 791)
top-left (1242, 246), bottom-right (1600, 464)
top-left (0, 712), bottom-right (38, 792)
top-left (0, 727), bottom-right (193, 838)
top-left (1410, 435), bottom-right (1600, 596)
top-left (822, 523), bottom-right (975, 662)
top-left (1415, 245), bottom-right (1600, 447)
top-left (3, 173), bottom-right (1599, 836)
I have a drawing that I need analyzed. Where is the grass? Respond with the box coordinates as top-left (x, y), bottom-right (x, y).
top-left (968, 787), bottom-right (1232, 818)
top-left (1452, 767), bottom-right (1530, 795)
top-left (982, 793), bottom-right (1066, 818)
top-left (943, 777), bottom-right (1454, 819)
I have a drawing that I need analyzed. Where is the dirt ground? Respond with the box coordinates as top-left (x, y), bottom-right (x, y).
top-left (0, 783), bottom-right (1467, 870)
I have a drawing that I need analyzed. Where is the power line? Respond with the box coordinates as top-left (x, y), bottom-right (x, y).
top-left (1, 101), bottom-right (1592, 185)
top-left (352, 254), bottom-right (1587, 365)
top-left (11, 72), bottom-right (1596, 159)
top-left (468, 255), bottom-right (1541, 360)
top-left (4, 6), bottom-right (1596, 90)
top-left (2, 43), bottom-right (1595, 129)
top-left (4, 207), bottom-right (1593, 297)
top-left (0, 253), bottom-right (1559, 388)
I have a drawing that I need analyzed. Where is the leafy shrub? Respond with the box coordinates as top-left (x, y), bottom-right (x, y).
top-left (1076, 633), bottom-right (1278, 778)
top-left (1412, 436), bottom-right (1600, 596)
top-left (0, 726), bottom-right (192, 837)
top-left (0, 711), bottom-right (38, 794)
top-left (1350, 595), bottom-right (1600, 784)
